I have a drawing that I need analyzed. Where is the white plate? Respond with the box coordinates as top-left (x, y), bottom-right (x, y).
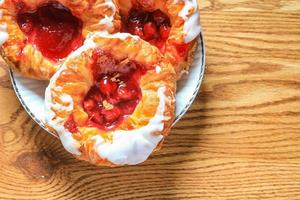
top-left (10, 33), bottom-right (205, 137)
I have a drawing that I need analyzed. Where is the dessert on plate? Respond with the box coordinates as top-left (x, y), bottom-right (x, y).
top-left (45, 32), bottom-right (176, 166)
top-left (117, 0), bottom-right (201, 78)
top-left (0, 0), bottom-right (120, 79)
top-left (0, 0), bottom-right (201, 166)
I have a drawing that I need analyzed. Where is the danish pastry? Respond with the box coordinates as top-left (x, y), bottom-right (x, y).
top-left (45, 32), bottom-right (176, 166)
top-left (117, 0), bottom-right (201, 78)
top-left (0, 0), bottom-right (120, 79)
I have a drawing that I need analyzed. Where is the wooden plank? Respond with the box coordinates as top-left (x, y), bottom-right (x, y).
top-left (199, 0), bottom-right (300, 11)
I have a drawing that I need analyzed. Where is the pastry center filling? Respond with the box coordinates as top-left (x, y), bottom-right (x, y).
top-left (65, 50), bottom-right (145, 132)
top-left (17, 2), bottom-right (84, 62)
top-left (121, 9), bottom-right (171, 52)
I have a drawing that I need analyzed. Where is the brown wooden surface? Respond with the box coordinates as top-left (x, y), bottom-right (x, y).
top-left (1, 0), bottom-right (300, 199)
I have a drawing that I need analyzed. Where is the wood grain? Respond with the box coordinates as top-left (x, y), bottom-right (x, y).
top-left (1, 0), bottom-right (300, 199)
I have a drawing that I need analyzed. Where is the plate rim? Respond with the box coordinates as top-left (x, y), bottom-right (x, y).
top-left (173, 33), bottom-right (205, 124)
top-left (9, 32), bottom-right (205, 137)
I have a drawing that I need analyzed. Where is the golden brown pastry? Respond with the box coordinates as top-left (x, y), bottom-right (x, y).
top-left (45, 32), bottom-right (176, 166)
top-left (0, 0), bottom-right (120, 79)
top-left (116, 0), bottom-right (201, 79)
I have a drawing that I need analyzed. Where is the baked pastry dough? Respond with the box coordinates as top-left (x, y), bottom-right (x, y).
top-left (117, 0), bottom-right (201, 78)
top-left (0, 0), bottom-right (120, 79)
top-left (45, 32), bottom-right (176, 166)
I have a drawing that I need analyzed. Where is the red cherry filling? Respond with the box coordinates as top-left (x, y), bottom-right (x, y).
top-left (64, 114), bottom-right (78, 133)
top-left (122, 9), bottom-right (171, 52)
top-left (17, 2), bottom-right (84, 62)
top-left (99, 77), bottom-right (118, 95)
top-left (174, 42), bottom-right (189, 58)
top-left (64, 50), bottom-right (146, 132)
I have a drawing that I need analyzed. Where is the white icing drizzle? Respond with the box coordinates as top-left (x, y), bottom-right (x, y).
top-left (92, 86), bottom-right (166, 165)
top-left (99, 0), bottom-right (117, 28)
top-left (174, 0), bottom-right (201, 43)
top-left (155, 65), bottom-right (161, 73)
top-left (96, 31), bottom-right (140, 41)
top-left (0, 0), bottom-right (8, 46)
top-left (0, 24), bottom-right (8, 46)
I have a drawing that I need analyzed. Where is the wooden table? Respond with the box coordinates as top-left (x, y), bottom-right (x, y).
top-left (0, 0), bottom-right (300, 199)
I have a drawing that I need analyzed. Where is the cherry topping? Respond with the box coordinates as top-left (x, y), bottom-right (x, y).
top-left (143, 22), bottom-right (157, 40)
top-left (102, 107), bottom-right (121, 122)
top-left (117, 86), bottom-right (134, 100)
top-left (19, 14), bottom-right (33, 33)
top-left (92, 93), bottom-right (103, 102)
top-left (155, 39), bottom-right (166, 52)
top-left (122, 9), bottom-right (171, 52)
top-left (91, 112), bottom-right (104, 124)
top-left (83, 99), bottom-right (95, 111)
top-left (159, 25), bottom-right (171, 40)
top-left (133, 27), bottom-right (144, 38)
top-left (99, 77), bottom-right (118, 95)
top-left (86, 86), bottom-right (103, 103)
top-left (64, 115), bottom-right (78, 133)
top-left (79, 50), bottom-right (146, 131)
top-left (17, 2), bottom-right (84, 62)
top-left (174, 43), bottom-right (189, 57)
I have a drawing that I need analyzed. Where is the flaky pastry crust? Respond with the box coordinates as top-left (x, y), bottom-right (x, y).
top-left (45, 33), bottom-right (176, 166)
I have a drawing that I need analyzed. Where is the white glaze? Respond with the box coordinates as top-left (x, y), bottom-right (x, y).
top-left (0, 24), bottom-right (8, 46)
top-left (92, 86), bottom-right (166, 165)
top-left (96, 31), bottom-right (140, 41)
top-left (155, 65), bottom-right (161, 73)
top-left (99, 0), bottom-right (117, 28)
top-left (174, 0), bottom-right (201, 43)
top-left (0, 1), bottom-right (8, 46)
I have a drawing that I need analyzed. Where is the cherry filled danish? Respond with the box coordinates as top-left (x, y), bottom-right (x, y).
top-left (45, 32), bottom-right (176, 166)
